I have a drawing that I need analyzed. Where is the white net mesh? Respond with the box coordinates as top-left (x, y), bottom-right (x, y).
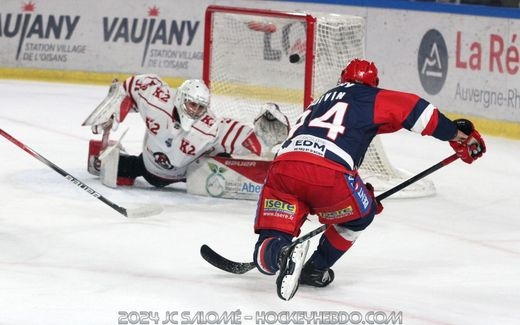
top-left (204, 6), bottom-right (435, 198)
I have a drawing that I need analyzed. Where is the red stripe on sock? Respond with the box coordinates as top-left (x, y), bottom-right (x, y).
top-left (324, 226), bottom-right (354, 251)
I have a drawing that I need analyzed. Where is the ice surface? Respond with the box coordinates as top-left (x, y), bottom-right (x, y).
top-left (1, 80), bottom-right (519, 325)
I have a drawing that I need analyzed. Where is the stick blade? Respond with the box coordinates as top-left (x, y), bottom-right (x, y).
top-left (124, 204), bottom-right (163, 218)
top-left (200, 244), bottom-right (256, 274)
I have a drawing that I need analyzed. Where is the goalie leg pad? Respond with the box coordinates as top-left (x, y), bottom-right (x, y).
top-left (100, 145), bottom-right (120, 188)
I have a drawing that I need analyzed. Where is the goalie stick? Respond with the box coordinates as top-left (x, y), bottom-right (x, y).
top-left (0, 129), bottom-right (162, 218)
top-left (200, 153), bottom-right (459, 274)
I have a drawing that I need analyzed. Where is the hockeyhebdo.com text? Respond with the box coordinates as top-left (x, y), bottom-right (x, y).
top-left (118, 310), bottom-right (404, 325)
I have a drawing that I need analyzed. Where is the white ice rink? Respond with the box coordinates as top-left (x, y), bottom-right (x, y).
top-left (1, 79), bottom-right (519, 325)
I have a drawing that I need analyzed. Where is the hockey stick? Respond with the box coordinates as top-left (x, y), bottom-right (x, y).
top-left (0, 129), bottom-right (163, 218)
top-left (200, 153), bottom-right (459, 274)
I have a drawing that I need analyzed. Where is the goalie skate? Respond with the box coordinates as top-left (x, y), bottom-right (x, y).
top-left (276, 240), bottom-right (310, 301)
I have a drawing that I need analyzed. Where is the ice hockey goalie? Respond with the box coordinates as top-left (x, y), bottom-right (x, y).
top-left (82, 74), bottom-right (289, 196)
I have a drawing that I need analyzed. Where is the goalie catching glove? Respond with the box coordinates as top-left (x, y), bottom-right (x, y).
top-left (449, 119), bottom-right (486, 164)
top-left (253, 103), bottom-right (290, 156)
top-left (81, 79), bottom-right (136, 134)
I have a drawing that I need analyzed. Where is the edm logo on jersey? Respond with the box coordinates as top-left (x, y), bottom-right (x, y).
top-left (291, 136), bottom-right (326, 157)
top-left (418, 29), bottom-right (448, 95)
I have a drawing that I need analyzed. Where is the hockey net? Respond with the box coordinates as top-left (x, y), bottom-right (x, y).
top-left (203, 5), bottom-right (435, 198)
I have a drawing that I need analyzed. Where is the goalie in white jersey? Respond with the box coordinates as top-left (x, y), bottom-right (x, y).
top-left (83, 74), bottom-right (289, 188)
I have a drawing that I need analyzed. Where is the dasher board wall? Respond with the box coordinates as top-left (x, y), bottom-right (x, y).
top-left (1, 0), bottom-right (519, 138)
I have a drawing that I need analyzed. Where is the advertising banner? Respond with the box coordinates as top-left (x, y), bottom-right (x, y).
top-left (0, 1), bottom-right (206, 79)
top-left (365, 9), bottom-right (520, 123)
top-left (1, 0), bottom-right (519, 131)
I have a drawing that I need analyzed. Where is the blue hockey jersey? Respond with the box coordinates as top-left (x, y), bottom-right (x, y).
top-left (276, 82), bottom-right (458, 172)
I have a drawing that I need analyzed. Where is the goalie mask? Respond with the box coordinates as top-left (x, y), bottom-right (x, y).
top-left (173, 79), bottom-right (210, 131)
top-left (340, 59), bottom-right (379, 87)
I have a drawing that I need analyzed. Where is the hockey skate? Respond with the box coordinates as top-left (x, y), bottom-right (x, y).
top-left (276, 240), bottom-right (310, 301)
top-left (299, 260), bottom-right (335, 287)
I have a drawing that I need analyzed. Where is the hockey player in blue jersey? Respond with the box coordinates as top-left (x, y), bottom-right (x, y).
top-left (252, 58), bottom-right (486, 300)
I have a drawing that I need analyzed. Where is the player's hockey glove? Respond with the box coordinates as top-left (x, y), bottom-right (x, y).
top-left (449, 119), bottom-right (486, 164)
top-left (365, 182), bottom-right (383, 215)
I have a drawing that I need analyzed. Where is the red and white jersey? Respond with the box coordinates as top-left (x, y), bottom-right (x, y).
top-left (122, 74), bottom-right (257, 181)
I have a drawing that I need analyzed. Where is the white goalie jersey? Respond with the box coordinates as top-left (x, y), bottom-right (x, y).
top-left (122, 74), bottom-right (268, 181)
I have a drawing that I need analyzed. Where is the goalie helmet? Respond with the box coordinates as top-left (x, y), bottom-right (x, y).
top-left (340, 59), bottom-right (379, 87)
top-left (173, 79), bottom-right (210, 131)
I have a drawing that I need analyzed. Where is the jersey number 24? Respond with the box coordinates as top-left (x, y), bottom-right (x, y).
top-left (288, 102), bottom-right (348, 141)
